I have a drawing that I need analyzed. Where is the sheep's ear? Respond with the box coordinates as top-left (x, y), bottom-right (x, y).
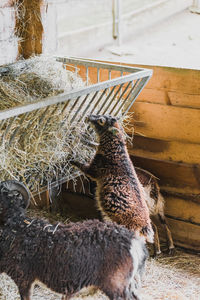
top-left (0, 180), bottom-right (30, 209)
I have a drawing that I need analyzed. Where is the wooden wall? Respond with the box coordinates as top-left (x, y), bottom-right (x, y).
top-left (127, 65), bottom-right (200, 252)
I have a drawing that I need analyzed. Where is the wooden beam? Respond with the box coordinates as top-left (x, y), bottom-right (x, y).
top-left (131, 155), bottom-right (200, 192)
top-left (120, 63), bottom-right (200, 95)
top-left (137, 88), bottom-right (169, 105)
top-left (168, 91), bottom-right (200, 109)
top-left (15, 0), bottom-right (43, 59)
top-left (164, 196), bottom-right (200, 224)
top-left (129, 136), bottom-right (200, 164)
top-left (129, 102), bottom-right (200, 144)
top-left (165, 217), bottom-right (200, 252)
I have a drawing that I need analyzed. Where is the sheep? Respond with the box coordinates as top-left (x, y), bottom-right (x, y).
top-left (0, 180), bottom-right (148, 300)
top-left (135, 167), bottom-right (175, 255)
top-left (71, 115), bottom-right (154, 244)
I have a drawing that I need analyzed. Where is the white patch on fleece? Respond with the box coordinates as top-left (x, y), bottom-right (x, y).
top-left (143, 186), bottom-right (165, 217)
top-left (130, 238), bottom-right (144, 278)
top-left (129, 238), bottom-right (145, 298)
top-left (143, 185), bottom-right (156, 215)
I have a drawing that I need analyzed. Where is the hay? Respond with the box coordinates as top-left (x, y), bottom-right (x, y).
top-left (0, 56), bottom-right (96, 198)
top-left (0, 56), bottom-right (128, 199)
top-left (142, 251), bottom-right (200, 300)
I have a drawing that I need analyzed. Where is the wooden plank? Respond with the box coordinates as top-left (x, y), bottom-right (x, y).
top-left (129, 102), bottom-right (200, 144)
top-left (15, 0), bottom-right (43, 59)
top-left (165, 218), bottom-right (200, 252)
top-left (129, 136), bottom-right (200, 164)
top-left (137, 88), bottom-right (169, 105)
top-left (164, 196), bottom-right (200, 224)
top-left (125, 64), bottom-right (200, 95)
top-left (131, 155), bottom-right (200, 192)
top-left (168, 91), bottom-right (200, 109)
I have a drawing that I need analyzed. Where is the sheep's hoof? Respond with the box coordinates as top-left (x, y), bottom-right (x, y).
top-left (168, 247), bottom-right (176, 255)
top-left (152, 250), bottom-right (162, 258)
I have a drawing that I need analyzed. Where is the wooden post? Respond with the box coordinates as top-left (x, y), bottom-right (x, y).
top-left (15, 0), bottom-right (44, 59)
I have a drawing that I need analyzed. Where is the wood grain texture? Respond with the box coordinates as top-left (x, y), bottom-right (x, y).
top-left (123, 64), bottom-right (200, 95)
top-left (129, 136), bottom-right (200, 164)
top-left (168, 91), bottom-right (200, 109)
top-left (129, 102), bottom-right (200, 144)
top-left (164, 196), bottom-right (200, 224)
top-left (131, 155), bottom-right (200, 191)
top-left (164, 218), bottom-right (200, 252)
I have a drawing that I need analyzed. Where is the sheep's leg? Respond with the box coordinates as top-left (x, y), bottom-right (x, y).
top-left (70, 161), bottom-right (97, 178)
top-left (158, 213), bottom-right (175, 254)
top-left (61, 295), bottom-right (70, 300)
top-left (152, 222), bottom-right (161, 256)
top-left (71, 156), bottom-right (102, 179)
top-left (12, 276), bottom-right (33, 300)
top-left (19, 287), bottom-right (32, 300)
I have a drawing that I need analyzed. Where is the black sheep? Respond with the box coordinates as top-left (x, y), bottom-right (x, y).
top-left (0, 180), bottom-right (147, 300)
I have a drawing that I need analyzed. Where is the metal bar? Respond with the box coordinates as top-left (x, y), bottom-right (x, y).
top-left (114, 79), bottom-right (140, 116)
top-left (86, 67), bottom-right (89, 85)
top-left (61, 100), bottom-right (70, 114)
top-left (9, 112), bottom-right (28, 145)
top-left (109, 81), bottom-right (132, 115)
top-left (0, 120), bottom-right (6, 131)
top-left (123, 76), bottom-right (151, 115)
top-left (1, 116), bottom-right (17, 144)
top-left (70, 94), bottom-right (89, 124)
top-left (66, 96), bottom-right (80, 117)
top-left (0, 70), bottom-right (152, 121)
top-left (56, 56), bottom-right (153, 74)
top-left (39, 106), bottom-right (50, 124)
top-left (25, 110), bottom-right (40, 131)
top-left (77, 91), bottom-right (99, 122)
top-left (96, 86), bottom-right (116, 114)
top-left (42, 104), bottom-right (59, 132)
top-left (102, 83), bottom-right (123, 115)
top-left (90, 88), bottom-right (108, 115)
top-left (97, 68), bottom-right (100, 83)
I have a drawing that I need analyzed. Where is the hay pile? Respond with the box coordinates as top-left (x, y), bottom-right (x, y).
top-left (0, 56), bottom-right (130, 199)
top-left (0, 56), bottom-right (96, 197)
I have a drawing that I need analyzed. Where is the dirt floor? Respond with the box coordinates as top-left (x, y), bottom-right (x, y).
top-left (88, 9), bottom-right (200, 70)
top-left (0, 209), bottom-right (199, 300)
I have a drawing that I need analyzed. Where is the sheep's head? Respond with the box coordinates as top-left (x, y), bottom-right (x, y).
top-left (87, 115), bottom-right (126, 141)
top-left (0, 180), bottom-right (30, 221)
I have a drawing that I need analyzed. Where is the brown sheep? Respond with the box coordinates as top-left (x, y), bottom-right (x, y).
top-left (0, 180), bottom-right (147, 300)
top-left (135, 167), bottom-right (175, 255)
top-left (72, 115), bottom-right (154, 244)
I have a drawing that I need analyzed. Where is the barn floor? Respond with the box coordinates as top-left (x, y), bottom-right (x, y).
top-left (0, 209), bottom-right (199, 300)
top-left (88, 9), bottom-right (200, 70)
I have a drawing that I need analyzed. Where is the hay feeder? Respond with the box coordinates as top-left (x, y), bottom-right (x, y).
top-left (0, 56), bottom-right (152, 205)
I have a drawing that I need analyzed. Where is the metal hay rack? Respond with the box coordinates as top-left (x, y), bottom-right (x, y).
top-left (0, 56), bottom-right (152, 197)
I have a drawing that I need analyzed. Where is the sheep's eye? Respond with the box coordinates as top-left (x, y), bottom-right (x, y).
top-left (97, 118), bottom-right (106, 126)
